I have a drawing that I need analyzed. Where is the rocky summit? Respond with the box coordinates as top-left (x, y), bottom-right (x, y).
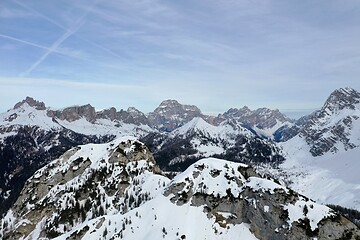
top-left (147, 99), bottom-right (204, 132)
top-left (1, 138), bottom-right (359, 240)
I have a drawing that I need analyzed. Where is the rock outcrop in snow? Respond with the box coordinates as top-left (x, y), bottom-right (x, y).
top-left (0, 137), bottom-right (164, 239)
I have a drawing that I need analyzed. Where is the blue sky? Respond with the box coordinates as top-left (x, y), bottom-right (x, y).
top-left (1, 0), bottom-right (360, 118)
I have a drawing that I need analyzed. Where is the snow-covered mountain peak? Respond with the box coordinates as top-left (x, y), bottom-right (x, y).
top-left (155, 99), bottom-right (201, 115)
top-left (156, 99), bottom-right (199, 111)
top-left (172, 117), bottom-right (216, 136)
top-left (13, 96), bottom-right (46, 111)
top-left (322, 87), bottom-right (360, 115)
top-left (284, 87), bottom-right (360, 156)
top-left (127, 106), bottom-right (141, 114)
top-left (0, 101), bottom-right (59, 132)
top-left (221, 106), bottom-right (252, 118)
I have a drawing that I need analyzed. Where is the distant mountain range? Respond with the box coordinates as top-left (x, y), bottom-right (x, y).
top-left (1, 87), bottom-right (360, 239)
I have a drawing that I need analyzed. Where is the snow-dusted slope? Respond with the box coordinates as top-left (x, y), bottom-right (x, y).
top-left (56, 187), bottom-right (258, 240)
top-left (0, 102), bottom-right (61, 137)
top-left (2, 140), bottom-right (359, 240)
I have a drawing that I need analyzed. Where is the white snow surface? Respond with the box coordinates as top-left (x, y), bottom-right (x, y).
top-left (56, 194), bottom-right (258, 240)
top-left (0, 103), bottom-right (60, 131)
top-left (284, 196), bottom-right (334, 231)
top-left (276, 135), bottom-right (360, 210)
top-left (254, 119), bottom-right (293, 139)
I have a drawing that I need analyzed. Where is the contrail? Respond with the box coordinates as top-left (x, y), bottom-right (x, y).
top-left (13, 0), bottom-right (129, 61)
top-left (0, 34), bottom-right (51, 51)
top-left (20, 18), bottom-right (86, 77)
top-left (19, 1), bottom-right (96, 77)
top-left (0, 33), bottom-right (85, 60)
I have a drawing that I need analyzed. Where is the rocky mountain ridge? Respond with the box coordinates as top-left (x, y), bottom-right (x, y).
top-left (218, 106), bottom-right (293, 138)
top-left (5, 97), bottom-right (293, 136)
top-left (277, 87), bottom-right (360, 156)
top-left (1, 138), bottom-right (359, 240)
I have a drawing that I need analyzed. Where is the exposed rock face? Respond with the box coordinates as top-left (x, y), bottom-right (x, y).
top-left (218, 106), bottom-right (293, 135)
top-left (122, 107), bottom-right (149, 125)
top-left (1, 138), bottom-right (164, 239)
top-left (47, 104), bottom-right (97, 123)
top-left (322, 87), bottom-right (360, 113)
top-left (148, 99), bottom-right (204, 132)
top-left (13, 96), bottom-right (46, 111)
top-left (96, 107), bottom-right (149, 125)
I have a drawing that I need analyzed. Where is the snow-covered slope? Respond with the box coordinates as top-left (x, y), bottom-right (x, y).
top-left (0, 102), bottom-right (61, 136)
top-left (264, 135), bottom-right (360, 211)
top-left (142, 117), bottom-right (285, 170)
top-left (1, 137), bottom-right (167, 239)
top-left (266, 88), bottom-right (360, 211)
top-left (2, 141), bottom-right (359, 240)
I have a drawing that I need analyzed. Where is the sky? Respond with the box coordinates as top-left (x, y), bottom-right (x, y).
top-left (1, 0), bottom-right (360, 118)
